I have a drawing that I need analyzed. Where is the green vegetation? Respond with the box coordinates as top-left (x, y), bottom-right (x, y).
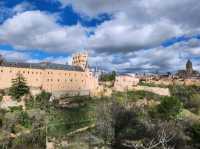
top-left (138, 81), bottom-right (168, 88)
top-left (157, 96), bottom-right (183, 119)
top-left (1, 83), bottom-right (200, 148)
top-left (190, 123), bottom-right (200, 148)
top-left (47, 96), bottom-right (97, 137)
top-left (113, 90), bottom-right (161, 102)
top-left (99, 71), bottom-right (116, 81)
top-left (9, 73), bottom-right (30, 101)
top-left (0, 96), bottom-right (2, 102)
top-left (170, 85), bottom-right (200, 114)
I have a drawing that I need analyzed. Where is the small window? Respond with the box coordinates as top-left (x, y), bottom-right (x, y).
top-left (0, 70), bottom-right (3, 72)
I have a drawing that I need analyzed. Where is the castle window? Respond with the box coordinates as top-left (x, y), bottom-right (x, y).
top-left (32, 72), bottom-right (34, 74)
top-left (10, 70), bottom-right (12, 73)
top-left (1, 70), bottom-right (3, 72)
top-left (23, 71), bottom-right (25, 73)
top-left (58, 79), bottom-right (60, 82)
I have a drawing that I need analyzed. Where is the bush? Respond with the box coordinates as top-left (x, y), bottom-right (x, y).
top-left (35, 91), bottom-right (51, 111)
top-left (19, 111), bottom-right (31, 128)
top-left (157, 96), bottom-right (183, 120)
top-left (187, 94), bottom-right (200, 114)
top-left (190, 123), bottom-right (200, 148)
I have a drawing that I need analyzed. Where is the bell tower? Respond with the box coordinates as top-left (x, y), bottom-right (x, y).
top-left (186, 59), bottom-right (193, 76)
top-left (0, 54), bottom-right (4, 65)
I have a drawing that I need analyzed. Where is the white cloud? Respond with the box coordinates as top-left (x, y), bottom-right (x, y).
top-left (1, 0), bottom-right (200, 72)
top-left (0, 50), bottom-right (71, 65)
top-left (89, 38), bottom-right (200, 72)
top-left (0, 11), bottom-right (88, 53)
top-left (87, 13), bottom-right (183, 53)
top-left (0, 50), bottom-right (30, 62)
top-left (13, 2), bottom-right (34, 13)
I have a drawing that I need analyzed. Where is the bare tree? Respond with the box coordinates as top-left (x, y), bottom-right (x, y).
top-left (123, 121), bottom-right (176, 149)
top-left (96, 100), bottom-right (114, 146)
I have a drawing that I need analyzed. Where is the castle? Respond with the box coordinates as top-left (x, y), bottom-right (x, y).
top-left (0, 52), bottom-right (99, 96)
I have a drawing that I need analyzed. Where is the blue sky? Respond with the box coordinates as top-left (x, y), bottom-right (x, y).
top-left (0, 0), bottom-right (200, 73)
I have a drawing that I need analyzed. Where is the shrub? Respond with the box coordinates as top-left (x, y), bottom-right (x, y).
top-left (35, 91), bottom-right (51, 111)
top-left (157, 96), bottom-right (183, 120)
top-left (18, 111), bottom-right (31, 128)
top-left (187, 94), bottom-right (200, 114)
top-left (190, 123), bottom-right (200, 147)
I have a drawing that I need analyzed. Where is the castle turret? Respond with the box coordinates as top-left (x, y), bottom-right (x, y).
top-left (72, 52), bottom-right (88, 71)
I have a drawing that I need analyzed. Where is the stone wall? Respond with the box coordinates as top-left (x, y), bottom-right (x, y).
top-left (133, 86), bottom-right (170, 96)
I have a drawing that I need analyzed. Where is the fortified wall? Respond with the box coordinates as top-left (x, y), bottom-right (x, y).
top-left (0, 52), bottom-right (99, 96)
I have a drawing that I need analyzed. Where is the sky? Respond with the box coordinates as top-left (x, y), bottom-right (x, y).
top-left (0, 0), bottom-right (200, 73)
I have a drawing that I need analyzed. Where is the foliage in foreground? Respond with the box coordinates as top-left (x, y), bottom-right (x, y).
top-left (95, 99), bottom-right (192, 149)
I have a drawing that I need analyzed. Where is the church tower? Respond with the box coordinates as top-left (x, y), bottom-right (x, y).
top-left (186, 59), bottom-right (193, 76)
top-left (0, 54), bottom-right (4, 65)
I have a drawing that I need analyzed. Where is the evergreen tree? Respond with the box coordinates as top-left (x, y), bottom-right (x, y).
top-left (9, 73), bottom-right (29, 101)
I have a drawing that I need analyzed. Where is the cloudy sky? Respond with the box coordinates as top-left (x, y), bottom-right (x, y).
top-left (0, 0), bottom-right (200, 73)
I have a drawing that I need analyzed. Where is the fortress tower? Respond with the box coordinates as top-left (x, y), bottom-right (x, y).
top-left (72, 52), bottom-right (88, 71)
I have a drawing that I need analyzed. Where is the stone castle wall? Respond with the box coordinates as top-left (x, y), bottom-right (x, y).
top-left (0, 66), bottom-right (99, 94)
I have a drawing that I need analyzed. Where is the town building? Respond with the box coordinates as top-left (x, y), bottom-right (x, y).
top-left (0, 52), bottom-right (99, 96)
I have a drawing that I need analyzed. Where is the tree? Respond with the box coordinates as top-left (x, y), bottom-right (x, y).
top-left (157, 96), bottom-right (183, 120)
top-left (96, 99), bottom-right (143, 148)
top-left (9, 73), bottom-right (29, 101)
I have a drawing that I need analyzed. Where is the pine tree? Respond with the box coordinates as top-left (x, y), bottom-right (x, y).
top-left (9, 73), bottom-right (30, 101)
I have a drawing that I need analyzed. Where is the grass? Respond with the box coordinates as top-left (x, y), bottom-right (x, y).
top-left (47, 99), bottom-right (99, 137)
top-left (112, 90), bottom-right (162, 102)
